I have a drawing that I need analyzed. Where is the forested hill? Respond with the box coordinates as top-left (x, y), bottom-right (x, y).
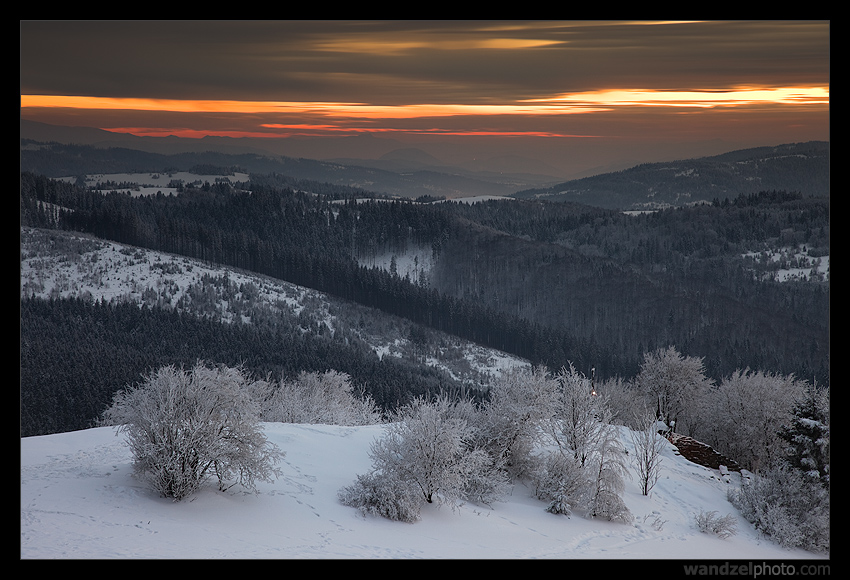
top-left (430, 192), bottom-right (828, 385)
top-left (21, 170), bottom-right (829, 393)
top-left (513, 141), bottom-right (829, 210)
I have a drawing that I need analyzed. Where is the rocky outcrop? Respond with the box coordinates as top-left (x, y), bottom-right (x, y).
top-left (666, 433), bottom-right (742, 472)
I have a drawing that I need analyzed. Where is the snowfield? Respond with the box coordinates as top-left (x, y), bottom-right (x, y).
top-left (21, 422), bottom-right (825, 560)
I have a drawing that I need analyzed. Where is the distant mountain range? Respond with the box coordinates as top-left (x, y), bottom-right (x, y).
top-left (513, 141), bottom-right (829, 210)
top-left (20, 119), bottom-right (565, 198)
top-left (21, 120), bottom-right (828, 210)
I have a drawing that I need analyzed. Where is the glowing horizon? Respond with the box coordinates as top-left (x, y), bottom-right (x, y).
top-left (535, 86), bottom-right (830, 108)
top-left (20, 84), bottom-right (828, 140)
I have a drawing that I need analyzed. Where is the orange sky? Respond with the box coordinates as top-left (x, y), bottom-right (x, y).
top-left (20, 85), bottom-right (829, 138)
top-left (20, 20), bottom-right (829, 174)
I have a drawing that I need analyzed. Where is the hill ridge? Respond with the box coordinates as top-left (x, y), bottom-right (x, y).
top-left (514, 141), bottom-right (829, 210)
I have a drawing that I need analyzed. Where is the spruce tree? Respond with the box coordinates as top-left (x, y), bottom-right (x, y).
top-left (779, 383), bottom-right (829, 486)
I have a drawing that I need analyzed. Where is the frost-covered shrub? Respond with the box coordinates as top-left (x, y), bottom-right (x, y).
top-left (533, 452), bottom-right (587, 516)
top-left (258, 370), bottom-right (382, 426)
top-left (339, 394), bottom-right (507, 520)
top-left (461, 449), bottom-right (511, 508)
top-left (102, 362), bottom-right (283, 501)
top-left (728, 464), bottom-right (829, 553)
top-left (590, 489), bottom-right (633, 523)
top-left (338, 472), bottom-right (422, 523)
top-left (694, 510), bottom-right (738, 539)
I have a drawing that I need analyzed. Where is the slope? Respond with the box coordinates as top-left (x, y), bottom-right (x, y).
top-left (20, 422), bottom-right (826, 560)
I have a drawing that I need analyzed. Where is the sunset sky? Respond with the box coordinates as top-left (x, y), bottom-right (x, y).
top-left (20, 20), bottom-right (829, 176)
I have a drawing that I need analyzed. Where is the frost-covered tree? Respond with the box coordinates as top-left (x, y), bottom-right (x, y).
top-left (257, 370), bottom-right (382, 426)
top-left (532, 364), bottom-right (631, 523)
top-left (633, 346), bottom-right (713, 437)
top-left (704, 369), bottom-right (806, 473)
top-left (375, 395), bottom-right (499, 506)
top-left (550, 363), bottom-right (610, 468)
top-left (629, 406), bottom-right (666, 496)
top-left (340, 394), bottom-right (507, 521)
top-left (478, 365), bottom-right (560, 479)
top-left (102, 362), bottom-right (283, 501)
top-left (597, 375), bottom-right (642, 428)
top-left (586, 423), bottom-right (633, 523)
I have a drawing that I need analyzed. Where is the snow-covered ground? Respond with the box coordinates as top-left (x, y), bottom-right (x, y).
top-left (436, 195), bottom-right (514, 204)
top-left (741, 246), bottom-right (829, 283)
top-left (55, 171), bottom-right (251, 197)
top-left (20, 422), bottom-right (826, 560)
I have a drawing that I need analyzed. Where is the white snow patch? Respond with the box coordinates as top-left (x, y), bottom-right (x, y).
top-left (741, 245), bottom-right (829, 283)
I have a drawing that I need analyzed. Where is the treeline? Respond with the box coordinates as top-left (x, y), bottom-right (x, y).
top-left (20, 171), bottom-right (449, 261)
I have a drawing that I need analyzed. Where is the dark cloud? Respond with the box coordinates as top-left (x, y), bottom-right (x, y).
top-left (21, 20), bottom-right (830, 102)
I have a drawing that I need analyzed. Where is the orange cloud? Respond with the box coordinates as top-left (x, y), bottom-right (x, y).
top-left (21, 95), bottom-right (367, 115)
top-left (314, 37), bottom-right (563, 55)
top-left (21, 85), bottom-right (828, 140)
top-left (20, 94), bottom-right (605, 119)
top-left (22, 85), bottom-right (828, 122)
top-left (530, 86), bottom-right (829, 109)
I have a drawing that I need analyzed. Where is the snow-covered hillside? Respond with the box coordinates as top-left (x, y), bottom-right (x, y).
top-left (20, 227), bottom-right (529, 385)
top-left (20, 422), bottom-right (826, 560)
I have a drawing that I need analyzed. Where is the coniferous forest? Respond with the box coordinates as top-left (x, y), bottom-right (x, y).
top-left (20, 166), bottom-right (829, 437)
